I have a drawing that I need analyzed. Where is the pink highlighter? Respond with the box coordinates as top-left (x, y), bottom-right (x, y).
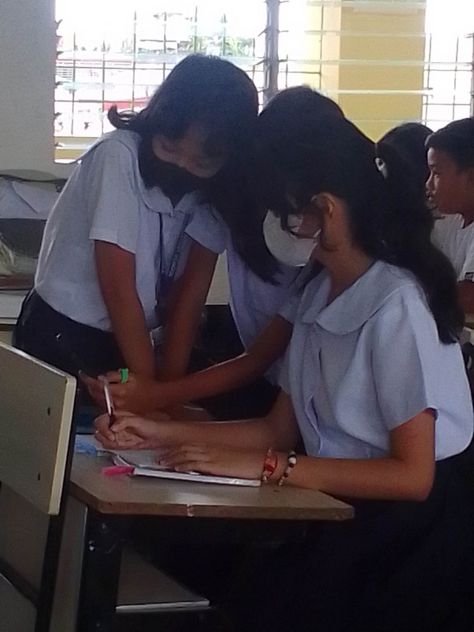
top-left (102, 465), bottom-right (134, 476)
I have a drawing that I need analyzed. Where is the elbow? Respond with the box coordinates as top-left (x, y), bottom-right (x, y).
top-left (403, 473), bottom-right (435, 502)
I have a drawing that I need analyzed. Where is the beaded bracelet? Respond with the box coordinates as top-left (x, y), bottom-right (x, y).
top-left (261, 448), bottom-right (278, 483)
top-left (277, 450), bottom-right (297, 486)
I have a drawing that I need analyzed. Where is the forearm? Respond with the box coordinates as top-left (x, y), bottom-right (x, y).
top-left (151, 415), bottom-right (295, 452)
top-left (148, 353), bottom-right (268, 408)
top-left (95, 241), bottom-right (155, 377)
top-left (108, 295), bottom-right (155, 377)
top-left (160, 244), bottom-right (218, 379)
top-left (160, 279), bottom-right (204, 379)
top-left (152, 315), bottom-right (292, 407)
top-left (279, 455), bottom-right (434, 501)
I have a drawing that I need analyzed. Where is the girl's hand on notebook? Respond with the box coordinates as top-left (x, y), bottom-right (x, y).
top-left (95, 412), bottom-right (165, 449)
top-left (94, 412), bottom-right (149, 449)
top-left (156, 444), bottom-right (265, 480)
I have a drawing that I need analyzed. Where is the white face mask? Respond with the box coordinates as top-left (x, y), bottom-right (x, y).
top-left (263, 211), bottom-right (321, 268)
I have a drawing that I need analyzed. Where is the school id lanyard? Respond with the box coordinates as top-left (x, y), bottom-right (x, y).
top-left (157, 211), bottom-right (192, 300)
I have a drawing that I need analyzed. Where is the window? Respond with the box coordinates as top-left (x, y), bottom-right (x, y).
top-left (55, 0), bottom-right (474, 161)
top-left (55, 0), bottom-right (268, 161)
top-left (423, 0), bottom-right (474, 130)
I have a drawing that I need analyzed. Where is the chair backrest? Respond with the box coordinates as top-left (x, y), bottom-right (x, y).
top-left (0, 342), bottom-right (76, 514)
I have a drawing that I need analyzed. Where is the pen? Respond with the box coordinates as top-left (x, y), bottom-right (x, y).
top-left (100, 377), bottom-right (116, 428)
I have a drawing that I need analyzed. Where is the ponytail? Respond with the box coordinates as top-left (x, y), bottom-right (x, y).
top-left (374, 142), bottom-right (463, 343)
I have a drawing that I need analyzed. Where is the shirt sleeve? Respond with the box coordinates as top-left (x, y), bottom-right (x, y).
top-left (185, 205), bottom-right (228, 254)
top-left (371, 287), bottom-right (448, 431)
top-left (278, 292), bottom-right (301, 324)
top-left (82, 139), bottom-right (140, 254)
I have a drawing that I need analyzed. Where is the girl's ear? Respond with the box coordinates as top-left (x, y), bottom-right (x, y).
top-left (311, 192), bottom-right (338, 218)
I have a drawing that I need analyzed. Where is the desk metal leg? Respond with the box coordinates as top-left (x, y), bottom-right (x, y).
top-left (76, 509), bottom-right (126, 632)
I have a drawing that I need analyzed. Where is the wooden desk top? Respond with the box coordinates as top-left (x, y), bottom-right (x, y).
top-left (70, 455), bottom-right (353, 521)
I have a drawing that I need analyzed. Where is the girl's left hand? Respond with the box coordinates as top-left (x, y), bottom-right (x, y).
top-left (157, 444), bottom-right (266, 480)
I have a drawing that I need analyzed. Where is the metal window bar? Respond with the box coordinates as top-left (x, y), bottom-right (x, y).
top-left (423, 31), bottom-right (473, 128)
top-left (54, 2), bottom-right (474, 158)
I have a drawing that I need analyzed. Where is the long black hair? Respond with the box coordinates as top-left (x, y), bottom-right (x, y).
top-left (378, 122), bottom-right (433, 199)
top-left (108, 54), bottom-right (275, 278)
top-left (257, 110), bottom-right (463, 343)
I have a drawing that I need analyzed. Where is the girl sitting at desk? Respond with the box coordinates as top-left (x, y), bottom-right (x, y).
top-left (13, 55), bottom-right (259, 381)
top-left (96, 111), bottom-right (474, 630)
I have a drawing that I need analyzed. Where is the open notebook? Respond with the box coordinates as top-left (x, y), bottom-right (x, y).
top-left (112, 450), bottom-right (261, 487)
top-left (75, 436), bottom-right (260, 487)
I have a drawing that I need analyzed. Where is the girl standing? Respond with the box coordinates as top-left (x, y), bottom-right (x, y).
top-left (14, 55), bottom-right (258, 379)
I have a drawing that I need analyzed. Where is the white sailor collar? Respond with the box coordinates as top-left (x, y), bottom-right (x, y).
top-left (300, 261), bottom-right (419, 334)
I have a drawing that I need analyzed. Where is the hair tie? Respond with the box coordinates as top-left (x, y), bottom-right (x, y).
top-left (375, 156), bottom-right (388, 180)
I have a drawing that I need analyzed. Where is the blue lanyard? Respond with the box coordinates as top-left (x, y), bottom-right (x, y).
top-left (158, 212), bottom-right (191, 298)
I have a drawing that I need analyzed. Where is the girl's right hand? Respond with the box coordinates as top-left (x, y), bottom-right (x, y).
top-left (84, 371), bottom-right (163, 414)
top-left (95, 411), bottom-right (164, 449)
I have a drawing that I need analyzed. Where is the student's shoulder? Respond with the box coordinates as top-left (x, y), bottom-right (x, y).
top-left (80, 130), bottom-right (141, 165)
top-left (374, 265), bottom-right (435, 333)
top-left (432, 213), bottom-right (465, 239)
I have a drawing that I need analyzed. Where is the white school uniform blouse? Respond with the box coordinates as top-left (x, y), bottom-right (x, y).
top-left (185, 207), bottom-right (300, 383)
top-left (35, 130), bottom-right (210, 332)
top-left (280, 260), bottom-right (473, 460)
top-left (432, 214), bottom-right (474, 282)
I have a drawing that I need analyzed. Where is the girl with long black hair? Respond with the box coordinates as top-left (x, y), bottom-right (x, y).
top-left (14, 55), bottom-right (259, 381)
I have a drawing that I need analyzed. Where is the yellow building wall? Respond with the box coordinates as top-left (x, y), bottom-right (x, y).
top-left (302, 2), bottom-right (426, 141)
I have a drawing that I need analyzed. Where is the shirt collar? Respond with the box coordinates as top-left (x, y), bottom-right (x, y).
top-left (138, 185), bottom-right (201, 215)
top-left (301, 261), bottom-right (418, 334)
top-left (82, 131), bottom-right (202, 215)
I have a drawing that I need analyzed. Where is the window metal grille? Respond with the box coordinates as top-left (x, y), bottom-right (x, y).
top-left (55, 0), bottom-right (474, 161)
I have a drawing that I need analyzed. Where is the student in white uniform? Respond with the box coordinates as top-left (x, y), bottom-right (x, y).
top-left (13, 55), bottom-right (259, 381)
top-left (84, 87), bottom-right (343, 418)
top-left (96, 111), bottom-right (474, 630)
top-left (427, 118), bottom-right (474, 313)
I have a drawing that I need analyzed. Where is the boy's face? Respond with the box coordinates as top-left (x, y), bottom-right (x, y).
top-left (426, 147), bottom-right (474, 215)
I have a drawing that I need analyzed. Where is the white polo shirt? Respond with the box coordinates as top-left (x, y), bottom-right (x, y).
top-left (186, 206), bottom-right (300, 383)
top-left (280, 260), bottom-right (473, 460)
top-left (432, 214), bottom-right (474, 282)
top-left (35, 130), bottom-right (210, 331)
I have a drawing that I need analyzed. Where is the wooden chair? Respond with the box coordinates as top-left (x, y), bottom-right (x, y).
top-left (0, 342), bottom-right (212, 631)
top-left (0, 341), bottom-right (76, 632)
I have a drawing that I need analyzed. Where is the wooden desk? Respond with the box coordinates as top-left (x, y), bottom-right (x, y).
top-left (71, 454), bottom-right (352, 521)
top-left (58, 454), bottom-right (353, 631)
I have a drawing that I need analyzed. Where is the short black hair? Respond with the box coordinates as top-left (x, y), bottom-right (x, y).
top-left (425, 118), bottom-right (474, 171)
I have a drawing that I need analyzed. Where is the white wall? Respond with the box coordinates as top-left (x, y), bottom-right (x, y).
top-left (0, 0), bottom-right (71, 177)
